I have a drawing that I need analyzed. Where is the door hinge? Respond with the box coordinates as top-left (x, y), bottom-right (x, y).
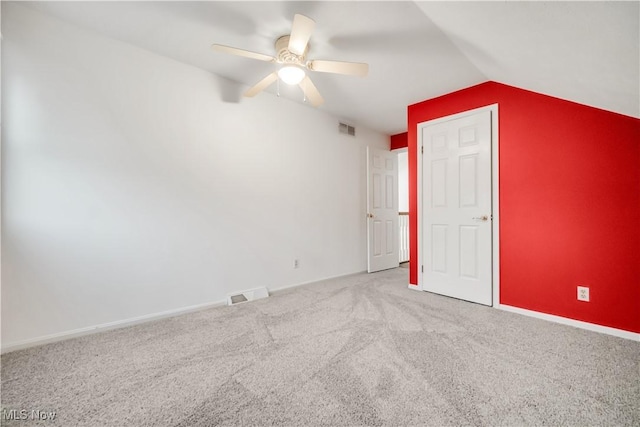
top-left (421, 265), bottom-right (424, 273)
top-left (421, 146), bottom-right (424, 154)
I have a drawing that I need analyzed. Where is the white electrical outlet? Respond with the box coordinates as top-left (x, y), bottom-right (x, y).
top-left (294, 259), bottom-right (299, 269)
top-left (577, 286), bottom-right (589, 302)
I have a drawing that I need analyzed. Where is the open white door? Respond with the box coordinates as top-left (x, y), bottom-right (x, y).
top-left (420, 109), bottom-right (493, 305)
top-left (367, 147), bottom-right (399, 273)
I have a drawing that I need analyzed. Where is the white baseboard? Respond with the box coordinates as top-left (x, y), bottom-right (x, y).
top-left (14, 272), bottom-right (631, 353)
top-left (269, 270), bottom-right (368, 294)
top-left (1, 298), bottom-right (227, 354)
top-left (1, 270), bottom-right (369, 354)
top-left (405, 286), bottom-right (638, 341)
top-left (497, 304), bottom-right (640, 342)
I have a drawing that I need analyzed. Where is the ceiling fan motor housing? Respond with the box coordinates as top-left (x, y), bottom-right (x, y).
top-left (212, 13), bottom-right (367, 107)
top-left (275, 35), bottom-right (308, 66)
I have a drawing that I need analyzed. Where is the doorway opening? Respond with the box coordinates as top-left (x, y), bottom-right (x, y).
top-left (395, 148), bottom-right (409, 267)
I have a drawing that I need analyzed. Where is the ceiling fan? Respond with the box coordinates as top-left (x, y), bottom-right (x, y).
top-left (211, 14), bottom-right (369, 107)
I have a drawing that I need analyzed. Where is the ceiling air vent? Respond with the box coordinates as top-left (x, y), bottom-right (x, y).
top-left (339, 122), bottom-right (356, 137)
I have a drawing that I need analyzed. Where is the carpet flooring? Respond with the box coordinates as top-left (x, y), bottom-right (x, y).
top-left (1, 268), bottom-right (639, 426)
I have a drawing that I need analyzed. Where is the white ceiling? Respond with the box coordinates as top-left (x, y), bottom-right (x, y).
top-left (19, 1), bottom-right (639, 135)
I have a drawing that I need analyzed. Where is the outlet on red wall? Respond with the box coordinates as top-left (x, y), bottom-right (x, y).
top-left (407, 81), bottom-right (640, 333)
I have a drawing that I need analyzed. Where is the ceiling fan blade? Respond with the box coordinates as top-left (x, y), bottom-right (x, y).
top-left (299, 76), bottom-right (324, 107)
top-left (244, 72), bottom-right (278, 97)
top-left (288, 14), bottom-right (315, 55)
top-left (308, 60), bottom-right (369, 77)
top-left (211, 44), bottom-right (275, 62)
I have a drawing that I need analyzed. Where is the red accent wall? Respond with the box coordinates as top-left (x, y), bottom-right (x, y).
top-left (390, 132), bottom-right (408, 150)
top-left (408, 81), bottom-right (640, 333)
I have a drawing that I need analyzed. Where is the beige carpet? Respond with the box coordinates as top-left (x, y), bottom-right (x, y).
top-left (1, 268), bottom-right (639, 426)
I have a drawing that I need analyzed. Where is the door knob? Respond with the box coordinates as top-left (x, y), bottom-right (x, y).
top-left (367, 213), bottom-right (374, 218)
top-left (472, 215), bottom-right (489, 221)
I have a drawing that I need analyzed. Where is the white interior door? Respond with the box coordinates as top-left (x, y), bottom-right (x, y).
top-left (421, 110), bottom-right (492, 305)
top-left (367, 147), bottom-right (399, 273)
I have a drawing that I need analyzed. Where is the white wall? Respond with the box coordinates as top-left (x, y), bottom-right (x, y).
top-left (1, 3), bottom-right (388, 350)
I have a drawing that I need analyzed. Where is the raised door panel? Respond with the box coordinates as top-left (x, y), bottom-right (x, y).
top-left (367, 147), bottom-right (399, 272)
top-left (421, 109), bottom-right (493, 306)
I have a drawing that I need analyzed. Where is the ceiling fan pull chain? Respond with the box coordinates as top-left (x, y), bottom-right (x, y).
top-left (277, 77), bottom-right (280, 97)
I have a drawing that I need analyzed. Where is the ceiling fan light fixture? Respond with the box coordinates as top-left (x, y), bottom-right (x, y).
top-left (214, 14), bottom-right (368, 107)
top-left (278, 65), bottom-right (305, 85)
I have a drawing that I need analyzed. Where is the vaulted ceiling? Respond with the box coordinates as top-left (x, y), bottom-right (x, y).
top-left (18, 1), bottom-right (639, 135)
